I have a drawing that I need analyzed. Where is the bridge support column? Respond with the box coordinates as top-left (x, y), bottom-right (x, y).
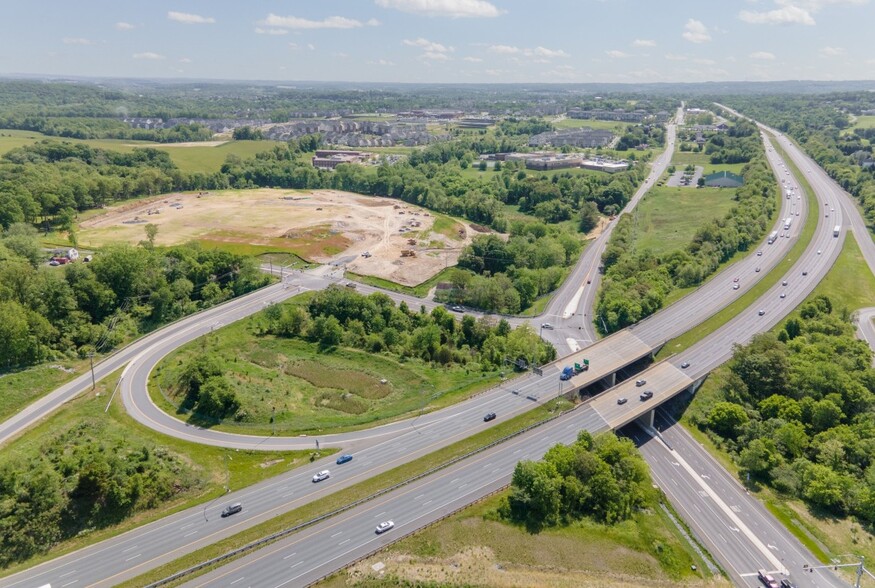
top-left (636, 409), bottom-right (655, 429)
top-left (687, 377), bottom-right (705, 395)
top-left (608, 372), bottom-right (616, 387)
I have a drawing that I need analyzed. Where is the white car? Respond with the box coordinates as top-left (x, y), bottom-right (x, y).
top-left (375, 520), bottom-right (395, 534)
top-left (541, 323), bottom-right (554, 330)
top-left (312, 470), bottom-right (330, 483)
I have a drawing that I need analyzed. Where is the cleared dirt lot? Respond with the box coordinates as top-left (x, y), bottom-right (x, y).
top-left (79, 189), bottom-right (476, 285)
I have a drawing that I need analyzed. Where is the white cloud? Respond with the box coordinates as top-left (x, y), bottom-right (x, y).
top-left (369, 58), bottom-right (396, 66)
top-left (487, 44), bottom-right (568, 58)
top-left (179, 57), bottom-right (192, 63)
top-left (366, 18), bottom-right (381, 26)
top-left (664, 53), bottom-right (688, 61)
top-left (114, 22), bottom-right (135, 31)
top-left (403, 38), bottom-right (452, 53)
top-left (422, 51), bottom-right (450, 61)
top-left (605, 50), bottom-right (629, 58)
top-left (485, 69), bottom-right (503, 76)
top-left (821, 45), bottom-right (846, 55)
top-left (167, 11), bottom-right (215, 25)
top-left (533, 46), bottom-right (568, 58)
top-left (133, 52), bottom-right (165, 60)
top-left (682, 19), bottom-right (711, 43)
top-left (463, 56), bottom-right (483, 62)
top-left (632, 39), bottom-right (656, 47)
top-left (739, 5), bottom-right (815, 24)
top-left (749, 51), bottom-right (776, 60)
top-left (693, 58), bottom-right (716, 65)
top-left (375, 0), bottom-right (503, 18)
top-left (63, 37), bottom-right (94, 45)
top-left (259, 14), bottom-right (371, 29)
top-left (739, 0), bottom-right (867, 25)
top-left (488, 44), bottom-right (520, 54)
top-left (307, 43), bottom-right (316, 51)
top-left (255, 27), bottom-right (289, 35)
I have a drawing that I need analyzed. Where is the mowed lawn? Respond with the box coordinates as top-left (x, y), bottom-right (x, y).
top-left (0, 128), bottom-right (278, 172)
top-left (633, 186), bottom-right (737, 256)
top-left (851, 114), bottom-right (875, 129)
top-left (553, 118), bottom-right (626, 132)
top-left (671, 150), bottom-right (746, 176)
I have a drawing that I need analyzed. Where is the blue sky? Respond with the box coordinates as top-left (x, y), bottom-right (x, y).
top-left (1, 0), bottom-right (873, 83)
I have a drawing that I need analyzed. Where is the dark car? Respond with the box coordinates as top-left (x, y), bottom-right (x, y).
top-left (779, 579), bottom-right (796, 588)
top-left (639, 390), bottom-right (654, 401)
top-left (336, 454), bottom-right (353, 465)
top-left (680, 361), bottom-right (690, 369)
top-left (221, 503), bottom-right (242, 517)
top-left (483, 412), bottom-right (497, 422)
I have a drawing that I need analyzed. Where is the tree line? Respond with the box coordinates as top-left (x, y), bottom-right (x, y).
top-left (0, 225), bottom-right (268, 369)
top-left (690, 296), bottom-right (875, 525)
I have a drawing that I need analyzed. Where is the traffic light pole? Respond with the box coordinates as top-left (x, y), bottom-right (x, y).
top-left (802, 556), bottom-right (872, 588)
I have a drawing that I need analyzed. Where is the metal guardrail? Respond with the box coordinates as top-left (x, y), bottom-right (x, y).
top-left (146, 404), bottom-right (572, 587)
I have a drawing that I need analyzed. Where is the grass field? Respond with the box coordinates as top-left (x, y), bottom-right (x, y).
top-left (632, 186), bottom-right (738, 256)
top-left (0, 128), bottom-right (278, 172)
top-left (851, 115), bottom-right (875, 129)
top-left (0, 369), bottom-right (314, 577)
top-left (553, 118), bottom-right (627, 132)
top-left (151, 300), bottom-right (503, 435)
top-left (679, 234), bottom-right (875, 579)
top-left (0, 361), bottom-right (88, 423)
top-left (320, 493), bottom-right (724, 588)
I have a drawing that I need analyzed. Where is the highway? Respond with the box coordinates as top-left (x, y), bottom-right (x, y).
top-left (0, 107), bottom-right (857, 588)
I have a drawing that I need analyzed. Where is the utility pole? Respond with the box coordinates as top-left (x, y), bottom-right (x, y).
top-left (88, 352), bottom-right (96, 390)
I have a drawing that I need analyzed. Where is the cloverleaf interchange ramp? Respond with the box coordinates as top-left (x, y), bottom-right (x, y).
top-left (0, 109), bottom-right (853, 588)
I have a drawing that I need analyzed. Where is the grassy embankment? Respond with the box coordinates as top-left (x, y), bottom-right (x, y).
top-left (0, 369), bottom-right (314, 578)
top-left (680, 234), bottom-right (875, 576)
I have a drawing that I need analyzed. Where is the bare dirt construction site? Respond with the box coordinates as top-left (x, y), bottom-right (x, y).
top-left (78, 189), bottom-right (479, 286)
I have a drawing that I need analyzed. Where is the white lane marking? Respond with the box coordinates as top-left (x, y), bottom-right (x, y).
top-left (125, 553), bottom-right (141, 562)
top-left (122, 545), bottom-right (138, 553)
top-left (61, 582), bottom-right (78, 588)
top-left (184, 530), bottom-right (198, 538)
top-left (230, 577), bottom-right (245, 585)
top-left (654, 428), bottom-right (786, 573)
top-left (563, 286), bottom-right (585, 319)
top-left (283, 552), bottom-right (298, 560)
top-left (339, 539), bottom-right (350, 546)
top-left (282, 491), bottom-right (295, 498)
top-left (330, 531), bottom-right (343, 538)
top-left (423, 500), bottom-right (432, 506)
top-left (59, 570), bottom-right (77, 578)
top-left (289, 561), bottom-right (302, 568)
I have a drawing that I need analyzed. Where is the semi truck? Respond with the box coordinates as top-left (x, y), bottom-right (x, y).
top-left (767, 230), bottom-right (779, 244)
top-left (783, 217), bottom-right (792, 230)
top-left (834, 225), bottom-right (841, 237)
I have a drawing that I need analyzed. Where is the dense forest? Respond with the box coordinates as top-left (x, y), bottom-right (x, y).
top-left (690, 296), bottom-right (875, 526)
top-left (0, 225), bottom-right (268, 368)
top-left (595, 119), bottom-right (776, 333)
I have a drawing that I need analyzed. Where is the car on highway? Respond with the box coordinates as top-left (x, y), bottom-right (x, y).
top-left (680, 361), bottom-right (690, 369)
top-left (635, 379), bottom-right (646, 387)
top-left (758, 569), bottom-right (779, 588)
top-left (336, 454), bottom-right (353, 465)
top-left (541, 322), bottom-right (554, 330)
top-left (375, 520), bottom-right (395, 534)
top-left (758, 309), bottom-right (766, 316)
top-left (757, 250), bottom-right (763, 256)
top-left (221, 503), bottom-right (242, 517)
top-left (312, 470), bottom-right (330, 483)
top-left (779, 579), bottom-right (797, 588)
top-left (617, 397), bottom-right (627, 405)
top-left (483, 412), bottom-right (497, 422)
top-left (639, 390), bottom-right (653, 401)
top-left (782, 280), bottom-right (788, 286)
top-left (732, 283), bottom-right (740, 290)
top-left (817, 249), bottom-right (822, 255)
top-left (825, 212), bottom-right (829, 217)
top-left (802, 270), bottom-right (808, 276)
top-left (755, 267), bottom-right (761, 272)
top-left (733, 277), bottom-right (739, 282)
top-left (780, 293), bottom-right (786, 299)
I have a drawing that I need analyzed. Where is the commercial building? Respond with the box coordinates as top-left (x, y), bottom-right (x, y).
top-left (311, 150), bottom-right (376, 170)
top-left (528, 128), bottom-right (614, 148)
top-left (580, 158), bottom-right (629, 173)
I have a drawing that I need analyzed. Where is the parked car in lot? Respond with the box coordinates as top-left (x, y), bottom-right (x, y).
top-left (639, 390), bottom-right (654, 401)
top-left (483, 412), bottom-right (497, 422)
top-left (336, 454), bottom-right (353, 465)
top-left (375, 520), bottom-right (395, 534)
top-left (312, 470), bottom-right (330, 483)
top-left (221, 503), bottom-right (242, 517)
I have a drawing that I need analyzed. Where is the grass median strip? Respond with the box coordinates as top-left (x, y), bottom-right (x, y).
top-left (657, 136), bottom-right (819, 359)
top-left (120, 398), bottom-right (573, 587)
